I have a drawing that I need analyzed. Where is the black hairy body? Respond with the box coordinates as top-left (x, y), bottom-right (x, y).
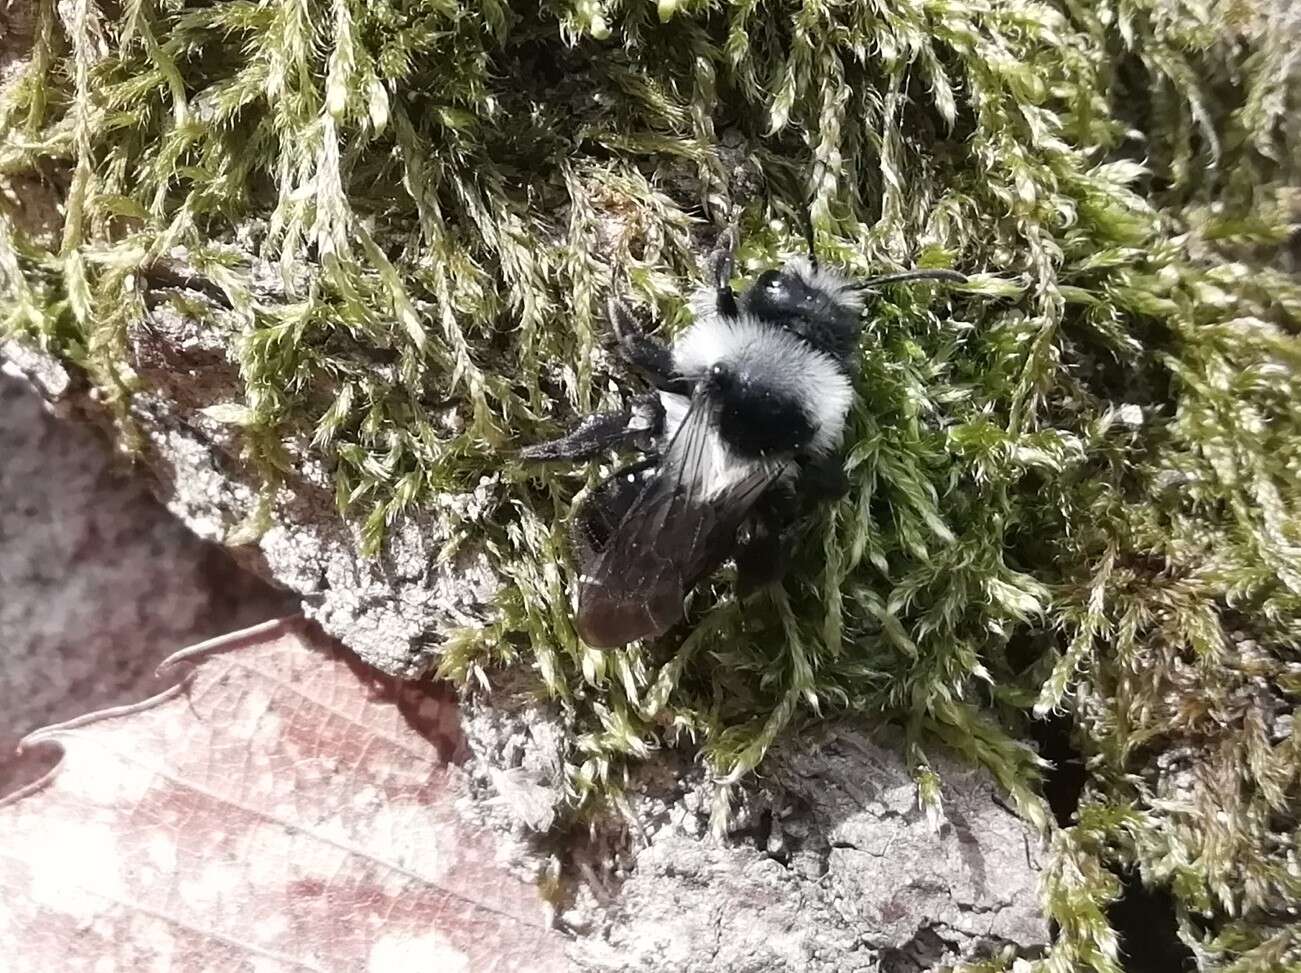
top-left (522, 231), bottom-right (964, 647)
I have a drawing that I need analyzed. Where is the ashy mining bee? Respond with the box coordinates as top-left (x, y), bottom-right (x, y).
top-left (523, 229), bottom-right (964, 647)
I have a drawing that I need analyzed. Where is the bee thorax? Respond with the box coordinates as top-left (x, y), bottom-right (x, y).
top-left (673, 316), bottom-right (854, 456)
top-left (706, 363), bottom-right (815, 458)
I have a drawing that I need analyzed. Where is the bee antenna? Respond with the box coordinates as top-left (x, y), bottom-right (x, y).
top-left (803, 212), bottom-right (818, 272)
top-left (853, 269), bottom-right (968, 290)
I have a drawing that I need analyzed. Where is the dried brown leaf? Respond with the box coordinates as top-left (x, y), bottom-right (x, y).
top-left (0, 617), bottom-right (566, 972)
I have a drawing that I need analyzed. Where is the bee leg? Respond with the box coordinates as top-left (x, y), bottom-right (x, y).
top-left (735, 454), bottom-right (848, 594)
top-left (521, 392), bottom-right (664, 462)
top-left (797, 451), bottom-right (851, 507)
top-left (735, 521), bottom-right (788, 595)
top-left (709, 225), bottom-right (740, 319)
top-left (735, 485), bottom-right (798, 595)
top-left (606, 296), bottom-right (687, 393)
top-left (570, 459), bottom-right (657, 570)
top-left (802, 197), bottom-right (819, 271)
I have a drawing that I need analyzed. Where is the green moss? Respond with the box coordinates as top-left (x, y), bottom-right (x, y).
top-left (2, 1), bottom-right (1299, 968)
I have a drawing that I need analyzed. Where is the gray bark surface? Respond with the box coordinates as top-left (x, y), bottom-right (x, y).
top-left (0, 369), bottom-right (296, 793)
top-left (572, 730), bottom-right (1047, 971)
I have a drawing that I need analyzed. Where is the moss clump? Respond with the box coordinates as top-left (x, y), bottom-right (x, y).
top-left (2, 1), bottom-right (1299, 968)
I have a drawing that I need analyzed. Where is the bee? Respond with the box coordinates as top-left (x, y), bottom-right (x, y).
top-left (522, 229), bottom-right (964, 647)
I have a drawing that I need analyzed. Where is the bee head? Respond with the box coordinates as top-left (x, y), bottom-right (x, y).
top-left (747, 269), bottom-right (821, 317)
top-left (740, 259), bottom-right (866, 365)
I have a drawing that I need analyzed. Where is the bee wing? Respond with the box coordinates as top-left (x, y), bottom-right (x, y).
top-left (576, 396), bottom-right (782, 647)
